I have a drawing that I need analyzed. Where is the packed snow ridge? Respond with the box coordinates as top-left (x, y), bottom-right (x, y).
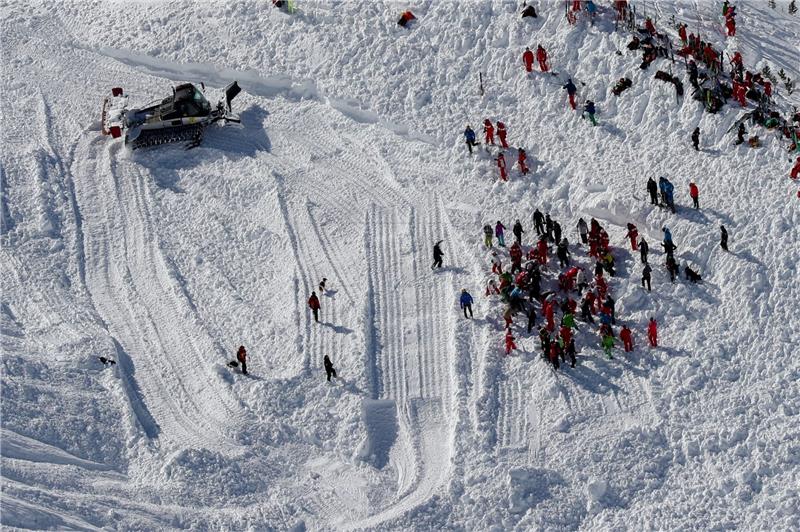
top-left (2, 1), bottom-right (799, 530)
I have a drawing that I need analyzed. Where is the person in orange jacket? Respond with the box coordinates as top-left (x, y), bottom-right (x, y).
top-left (647, 317), bottom-right (658, 347)
top-left (518, 148), bottom-right (530, 174)
top-left (483, 119), bottom-right (495, 145)
top-left (308, 291), bottom-right (321, 322)
top-left (496, 121), bottom-right (509, 148)
top-left (497, 152), bottom-right (508, 181)
top-left (523, 47), bottom-right (534, 72)
top-left (689, 182), bottom-right (699, 209)
top-left (620, 326), bottom-right (633, 352)
top-left (536, 45), bottom-right (549, 72)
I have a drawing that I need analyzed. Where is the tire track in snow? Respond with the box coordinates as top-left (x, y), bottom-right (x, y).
top-left (74, 137), bottom-right (246, 451)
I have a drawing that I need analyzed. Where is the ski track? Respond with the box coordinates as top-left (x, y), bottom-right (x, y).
top-left (73, 137), bottom-right (246, 452)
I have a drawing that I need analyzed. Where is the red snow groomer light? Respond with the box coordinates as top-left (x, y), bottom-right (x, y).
top-left (101, 81), bottom-right (241, 150)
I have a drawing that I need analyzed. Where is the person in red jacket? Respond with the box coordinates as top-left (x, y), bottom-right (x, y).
top-left (678, 23), bottom-right (688, 45)
top-left (792, 157), bottom-right (800, 179)
top-left (483, 119), bottom-right (495, 145)
top-left (398, 10), bottom-right (416, 27)
top-left (523, 47), bottom-right (534, 72)
top-left (236, 345), bottom-right (248, 375)
top-left (537, 236), bottom-right (548, 265)
top-left (518, 148), bottom-right (529, 174)
top-left (548, 341), bottom-right (561, 369)
top-left (644, 17), bottom-right (656, 35)
top-left (732, 81), bottom-right (747, 107)
top-left (496, 121), bottom-right (509, 148)
top-left (544, 299), bottom-right (555, 331)
top-left (626, 223), bottom-right (639, 251)
top-left (689, 181), bottom-right (699, 209)
top-left (505, 328), bottom-right (517, 356)
top-left (560, 325), bottom-right (572, 347)
top-left (647, 317), bottom-right (658, 347)
top-left (536, 45), bottom-right (549, 72)
top-left (497, 152), bottom-right (508, 181)
top-left (308, 291), bottom-right (321, 322)
top-left (620, 326), bottom-right (633, 352)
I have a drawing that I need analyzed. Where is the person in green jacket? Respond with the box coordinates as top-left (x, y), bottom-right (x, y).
top-left (601, 333), bottom-right (615, 360)
top-left (561, 312), bottom-right (576, 329)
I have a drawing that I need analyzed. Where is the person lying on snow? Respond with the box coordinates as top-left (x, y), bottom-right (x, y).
top-left (684, 264), bottom-right (702, 283)
top-left (612, 77), bottom-right (633, 96)
top-left (398, 10), bottom-right (416, 27)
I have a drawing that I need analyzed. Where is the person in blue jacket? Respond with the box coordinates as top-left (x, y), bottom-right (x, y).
top-left (460, 288), bottom-right (474, 318)
top-left (662, 226), bottom-right (673, 244)
top-left (464, 125), bottom-right (478, 154)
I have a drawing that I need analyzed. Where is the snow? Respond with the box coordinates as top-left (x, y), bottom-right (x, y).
top-left (2, 0), bottom-right (800, 530)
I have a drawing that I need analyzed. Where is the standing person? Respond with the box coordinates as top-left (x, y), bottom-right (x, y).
top-left (537, 235), bottom-right (549, 265)
top-left (533, 209), bottom-right (545, 235)
top-left (496, 121), bottom-right (509, 148)
top-left (527, 305), bottom-right (536, 333)
top-left (497, 152), bottom-right (508, 181)
top-left (720, 225), bottom-right (729, 251)
top-left (545, 214), bottom-right (554, 242)
top-left (495, 221), bottom-right (507, 247)
top-left (620, 325), bottom-right (634, 352)
top-left (641, 264), bottom-right (652, 291)
top-left (577, 217), bottom-right (589, 244)
top-left (539, 327), bottom-right (551, 356)
top-left (666, 256), bottom-right (679, 283)
top-left (483, 224), bottom-right (494, 247)
top-left (626, 223), bottom-right (639, 251)
top-left (647, 177), bottom-right (659, 205)
top-left (647, 317), bottom-right (658, 347)
top-left (689, 181), bottom-right (699, 209)
top-left (583, 100), bottom-right (598, 126)
top-left (563, 78), bottom-right (578, 110)
top-left (604, 295), bottom-right (616, 325)
top-left (517, 148), bottom-right (530, 174)
top-left (553, 221), bottom-right (563, 244)
top-left (483, 119), bottom-right (495, 145)
top-left (640, 237), bottom-right (649, 264)
top-left (678, 22), bottom-right (688, 45)
top-left (460, 289), bottom-right (474, 318)
top-left (236, 345), bottom-right (248, 375)
top-left (691, 127), bottom-right (700, 151)
top-left (791, 156), bottom-right (800, 179)
top-left (735, 122), bottom-right (746, 145)
top-left (566, 338), bottom-right (577, 368)
top-left (308, 292), bottom-right (321, 322)
top-left (557, 238), bottom-right (570, 267)
top-left (523, 47), bottom-right (534, 72)
top-left (505, 328), bottom-right (517, 356)
top-left (323, 355), bottom-right (337, 382)
top-left (536, 45), bottom-right (549, 72)
top-left (601, 333), bottom-right (615, 360)
top-left (464, 125), bottom-right (478, 154)
top-left (513, 220), bottom-right (524, 244)
top-left (548, 341), bottom-right (561, 369)
top-left (319, 277), bottom-right (327, 293)
top-left (432, 240), bottom-right (444, 269)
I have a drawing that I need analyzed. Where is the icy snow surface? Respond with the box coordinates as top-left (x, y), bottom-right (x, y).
top-left (2, 0), bottom-right (799, 530)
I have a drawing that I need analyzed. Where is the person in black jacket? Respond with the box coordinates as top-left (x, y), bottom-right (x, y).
top-left (533, 209), bottom-right (545, 235)
top-left (640, 237), bottom-right (649, 264)
top-left (432, 240), bottom-right (444, 269)
top-left (513, 220), bottom-right (524, 244)
top-left (324, 355), bottom-right (337, 382)
top-left (641, 264), bottom-right (652, 291)
top-left (647, 177), bottom-right (658, 205)
top-left (720, 225), bottom-right (729, 251)
top-left (692, 127), bottom-right (700, 151)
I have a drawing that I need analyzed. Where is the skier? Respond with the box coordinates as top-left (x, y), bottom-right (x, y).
top-left (513, 220), bottom-right (524, 244)
top-left (319, 277), bottom-right (327, 293)
top-left (689, 181), bottom-right (699, 209)
top-left (641, 264), bottom-right (652, 291)
top-left (620, 325), bottom-right (634, 352)
top-left (563, 78), bottom-right (578, 110)
top-left (626, 223), bottom-right (639, 251)
top-left (495, 221), bottom-right (507, 247)
top-left (483, 119), bottom-right (495, 145)
top-left (533, 209), bottom-right (545, 235)
top-left (497, 151), bottom-right (508, 181)
top-left (640, 237), bottom-right (649, 264)
top-left (308, 292), bottom-right (321, 322)
top-left (236, 345), bottom-right (248, 375)
top-left (496, 121), bottom-right (509, 149)
top-left (464, 125), bottom-right (478, 154)
top-left (601, 333), bottom-right (615, 360)
top-left (323, 355), bottom-right (337, 382)
top-left (583, 100), bottom-right (598, 126)
top-left (432, 240), bottom-right (444, 269)
top-left (647, 176), bottom-right (658, 205)
top-left (523, 47), bottom-right (534, 73)
top-left (647, 317), bottom-right (658, 347)
top-left (505, 328), bottom-right (517, 356)
top-left (577, 218), bottom-right (589, 244)
top-left (691, 127), bottom-right (700, 151)
top-left (720, 225), bottom-right (729, 251)
top-left (460, 288), bottom-right (474, 318)
top-left (536, 45), bottom-right (549, 72)
top-left (483, 224), bottom-right (494, 247)
top-left (516, 147), bottom-right (530, 175)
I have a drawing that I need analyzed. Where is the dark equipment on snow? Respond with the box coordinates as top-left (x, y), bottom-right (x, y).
top-left (98, 357), bottom-right (116, 366)
top-left (102, 81), bottom-right (242, 150)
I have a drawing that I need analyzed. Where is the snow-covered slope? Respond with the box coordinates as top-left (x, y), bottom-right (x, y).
top-left (2, 1), bottom-right (799, 529)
